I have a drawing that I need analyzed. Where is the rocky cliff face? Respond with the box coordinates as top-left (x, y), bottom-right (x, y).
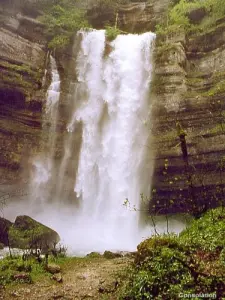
top-left (151, 17), bottom-right (225, 214)
top-left (87, 0), bottom-right (170, 32)
top-left (0, 0), bottom-right (47, 183)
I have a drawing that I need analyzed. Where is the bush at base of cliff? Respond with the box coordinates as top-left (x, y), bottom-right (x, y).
top-left (179, 207), bottom-right (225, 251)
top-left (119, 207), bottom-right (225, 299)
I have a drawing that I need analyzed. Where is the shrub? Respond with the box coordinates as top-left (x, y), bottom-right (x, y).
top-left (179, 207), bottom-right (225, 251)
top-left (38, 1), bottom-right (90, 49)
top-left (105, 26), bottom-right (122, 41)
top-left (119, 208), bottom-right (225, 299)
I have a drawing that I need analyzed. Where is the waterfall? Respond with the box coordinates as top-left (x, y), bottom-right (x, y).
top-left (29, 56), bottom-right (61, 210)
top-left (6, 30), bottom-right (167, 253)
top-left (58, 30), bottom-right (156, 253)
top-left (44, 56), bottom-right (61, 158)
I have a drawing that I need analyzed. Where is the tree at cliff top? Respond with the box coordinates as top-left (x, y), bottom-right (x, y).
top-left (38, 0), bottom-right (90, 49)
top-left (39, 0), bottom-right (133, 49)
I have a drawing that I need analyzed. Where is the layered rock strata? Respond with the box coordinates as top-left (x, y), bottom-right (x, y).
top-left (151, 17), bottom-right (225, 214)
top-left (0, 0), bottom-right (47, 182)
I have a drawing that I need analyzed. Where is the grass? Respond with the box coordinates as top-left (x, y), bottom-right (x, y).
top-left (0, 255), bottom-right (48, 286)
top-left (0, 253), bottom-right (109, 287)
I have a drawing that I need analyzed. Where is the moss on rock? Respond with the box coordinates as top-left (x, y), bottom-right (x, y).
top-left (8, 216), bottom-right (60, 250)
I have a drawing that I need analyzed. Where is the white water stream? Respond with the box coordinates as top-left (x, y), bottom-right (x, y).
top-left (4, 30), bottom-right (187, 254)
top-left (67, 30), bottom-right (155, 252)
top-left (29, 56), bottom-right (61, 209)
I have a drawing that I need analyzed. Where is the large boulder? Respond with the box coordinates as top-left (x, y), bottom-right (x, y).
top-left (0, 217), bottom-right (12, 246)
top-left (8, 215), bottom-right (60, 250)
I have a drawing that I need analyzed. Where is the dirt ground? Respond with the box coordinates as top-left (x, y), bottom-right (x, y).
top-left (1, 256), bottom-right (132, 300)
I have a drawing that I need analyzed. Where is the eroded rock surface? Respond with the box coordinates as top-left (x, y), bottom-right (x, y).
top-left (151, 18), bottom-right (225, 213)
top-left (0, 0), bottom-right (47, 183)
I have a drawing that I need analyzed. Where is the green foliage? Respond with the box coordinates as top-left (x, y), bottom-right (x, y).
top-left (208, 124), bottom-right (225, 135)
top-left (0, 254), bottom-right (69, 286)
top-left (39, 0), bottom-right (90, 49)
top-left (119, 208), bottom-right (225, 299)
top-left (8, 216), bottom-right (59, 250)
top-left (220, 248), bottom-right (225, 266)
top-left (0, 256), bottom-right (34, 285)
top-left (186, 77), bottom-right (204, 86)
top-left (48, 35), bottom-right (70, 49)
top-left (0, 72), bottom-right (33, 89)
top-left (0, 61), bottom-right (42, 98)
top-left (0, 61), bottom-right (38, 78)
top-left (156, 0), bottom-right (225, 38)
top-left (39, 0), bottom-right (131, 47)
top-left (180, 207), bottom-right (225, 251)
top-left (105, 26), bottom-right (122, 41)
top-left (86, 252), bottom-right (102, 258)
top-left (135, 234), bottom-right (183, 264)
top-left (155, 43), bottom-right (180, 63)
top-left (204, 80), bottom-right (225, 97)
top-left (30, 261), bottom-right (51, 282)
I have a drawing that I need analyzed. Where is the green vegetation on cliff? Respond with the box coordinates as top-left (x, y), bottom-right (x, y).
top-left (105, 26), bottom-right (123, 41)
top-left (156, 0), bottom-right (225, 38)
top-left (119, 207), bottom-right (225, 299)
top-left (0, 60), bottom-right (42, 97)
top-left (39, 0), bottom-right (131, 48)
top-left (38, 0), bottom-right (90, 49)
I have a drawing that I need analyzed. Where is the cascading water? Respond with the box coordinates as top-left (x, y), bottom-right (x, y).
top-left (29, 56), bottom-right (61, 210)
top-left (4, 30), bottom-right (187, 254)
top-left (66, 30), bottom-right (156, 252)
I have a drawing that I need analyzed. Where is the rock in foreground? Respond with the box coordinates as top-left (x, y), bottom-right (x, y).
top-left (8, 215), bottom-right (60, 250)
top-left (0, 217), bottom-right (13, 246)
top-left (46, 263), bottom-right (61, 274)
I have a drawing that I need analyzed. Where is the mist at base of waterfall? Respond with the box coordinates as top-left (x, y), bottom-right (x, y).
top-left (4, 200), bottom-right (189, 256)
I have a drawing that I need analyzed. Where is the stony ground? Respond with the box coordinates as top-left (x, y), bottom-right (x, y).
top-left (1, 256), bottom-right (132, 300)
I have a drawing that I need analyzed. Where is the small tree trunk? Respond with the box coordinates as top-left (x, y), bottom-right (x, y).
top-left (115, 12), bottom-right (118, 29)
top-left (176, 122), bottom-right (196, 211)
